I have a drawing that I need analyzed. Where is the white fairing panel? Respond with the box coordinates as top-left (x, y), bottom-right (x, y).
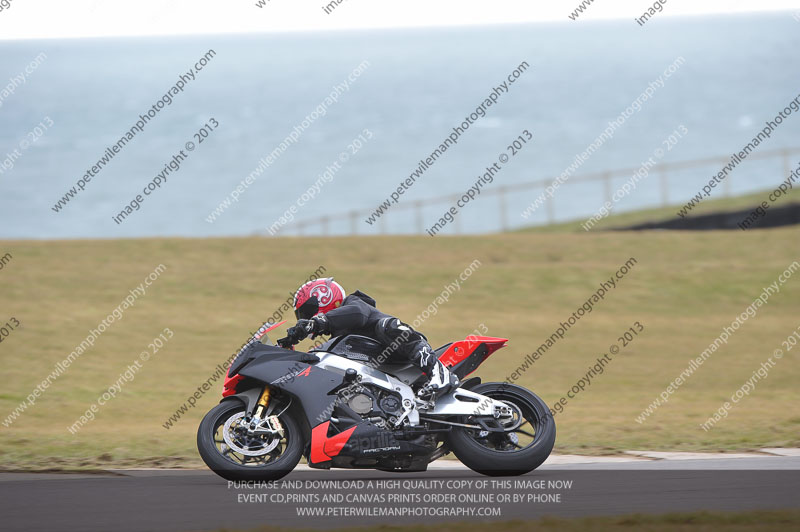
top-left (313, 352), bottom-right (508, 425)
top-left (314, 352), bottom-right (420, 425)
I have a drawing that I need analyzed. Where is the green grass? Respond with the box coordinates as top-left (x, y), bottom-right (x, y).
top-left (0, 227), bottom-right (798, 469)
top-left (216, 510), bottom-right (800, 532)
top-left (518, 186), bottom-right (800, 233)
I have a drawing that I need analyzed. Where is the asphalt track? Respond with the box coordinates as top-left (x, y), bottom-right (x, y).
top-left (2, 457), bottom-right (799, 532)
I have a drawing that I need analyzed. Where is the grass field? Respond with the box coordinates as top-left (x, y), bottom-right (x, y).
top-left (219, 510), bottom-right (800, 532)
top-left (0, 225), bottom-right (798, 469)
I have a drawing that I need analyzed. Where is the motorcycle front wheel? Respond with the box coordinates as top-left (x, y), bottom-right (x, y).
top-left (197, 399), bottom-right (303, 481)
top-left (446, 382), bottom-right (555, 476)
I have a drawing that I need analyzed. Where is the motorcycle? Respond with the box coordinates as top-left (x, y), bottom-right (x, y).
top-left (197, 321), bottom-right (555, 480)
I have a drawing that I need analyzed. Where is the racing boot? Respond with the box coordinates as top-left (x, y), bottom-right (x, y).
top-left (417, 353), bottom-right (459, 400)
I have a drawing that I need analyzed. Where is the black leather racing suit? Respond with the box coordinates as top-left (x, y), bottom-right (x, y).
top-left (317, 291), bottom-right (439, 376)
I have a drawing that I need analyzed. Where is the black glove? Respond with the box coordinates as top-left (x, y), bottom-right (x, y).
top-left (287, 316), bottom-right (329, 344)
top-left (307, 315), bottom-right (331, 339)
top-left (286, 321), bottom-right (311, 344)
top-left (276, 336), bottom-right (294, 349)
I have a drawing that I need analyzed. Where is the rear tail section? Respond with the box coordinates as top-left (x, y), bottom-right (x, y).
top-left (438, 335), bottom-right (508, 379)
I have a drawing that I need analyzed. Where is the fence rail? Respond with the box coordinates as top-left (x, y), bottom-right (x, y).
top-left (273, 147), bottom-right (800, 236)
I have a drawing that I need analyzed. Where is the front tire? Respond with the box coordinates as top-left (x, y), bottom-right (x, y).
top-left (446, 382), bottom-right (555, 476)
top-left (197, 399), bottom-right (303, 481)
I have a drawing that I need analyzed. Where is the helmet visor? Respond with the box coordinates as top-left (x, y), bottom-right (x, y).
top-left (295, 296), bottom-right (319, 320)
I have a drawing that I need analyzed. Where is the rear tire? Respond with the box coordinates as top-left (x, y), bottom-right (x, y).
top-left (446, 382), bottom-right (555, 476)
top-left (197, 399), bottom-right (303, 481)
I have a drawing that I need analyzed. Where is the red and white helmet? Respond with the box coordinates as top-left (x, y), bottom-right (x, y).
top-left (293, 278), bottom-right (345, 320)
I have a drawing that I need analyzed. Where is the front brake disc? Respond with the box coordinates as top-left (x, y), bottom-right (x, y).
top-left (223, 412), bottom-right (280, 456)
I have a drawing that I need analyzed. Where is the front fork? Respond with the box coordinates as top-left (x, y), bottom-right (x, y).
top-left (248, 386), bottom-right (284, 437)
top-left (254, 386), bottom-right (271, 419)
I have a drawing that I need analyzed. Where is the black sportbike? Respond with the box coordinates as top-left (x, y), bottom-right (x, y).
top-left (197, 321), bottom-right (555, 480)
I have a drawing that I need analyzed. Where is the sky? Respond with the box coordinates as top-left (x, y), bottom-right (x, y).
top-left (0, 0), bottom-right (798, 40)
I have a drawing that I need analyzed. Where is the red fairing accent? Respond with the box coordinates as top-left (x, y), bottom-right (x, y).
top-left (438, 335), bottom-right (508, 370)
top-left (222, 374), bottom-right (243, 397)
top-left (310, 422), bottom-right (357, 464)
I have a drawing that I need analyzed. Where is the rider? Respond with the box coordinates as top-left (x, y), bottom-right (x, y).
top-left (284, 278), bottom-right (459, 398)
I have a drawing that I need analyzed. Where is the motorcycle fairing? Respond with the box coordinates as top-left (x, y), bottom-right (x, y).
top-left (224, 343), bottom-right (319, 397)
top-left (237, 358), bottom-right (341, 428)
top-left (235, 358), bottom-right (407, 467)
top-left (310, 419), bottom-right (431, 468)
top-left (312, 352), bottom-right (420, 426)
top-left (311, 353), bottom-right (511, 423)
top-left (310, 421), bottom-right (357, 463)
top-left (228, 343), bottom-right (318, 379)
top-left (438, 336), bottom-right (508, 379)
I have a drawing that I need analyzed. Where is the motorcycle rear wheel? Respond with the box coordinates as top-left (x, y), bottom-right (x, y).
top-left (197, 400), bottom-right (303, 481)
top-left (446, 382), bottom-right (555, 476)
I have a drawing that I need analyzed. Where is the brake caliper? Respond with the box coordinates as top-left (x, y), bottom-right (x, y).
top-left (265, 415), bottom-right (284, 438)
